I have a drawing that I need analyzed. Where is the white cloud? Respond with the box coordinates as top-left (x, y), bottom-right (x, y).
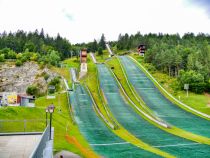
top-left (0, 0), bottom-right (210, 43)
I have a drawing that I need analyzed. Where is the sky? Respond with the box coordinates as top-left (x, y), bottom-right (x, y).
top-left (0, 0), bottom-right (210, 43)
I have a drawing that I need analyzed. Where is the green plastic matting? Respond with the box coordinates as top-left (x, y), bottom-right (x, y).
top-left (97, 64), bottom-right (210, 158)
top-left (69, 84), bottom-right (160, 158)
top-left (119, 56), bottom-right (210, 138)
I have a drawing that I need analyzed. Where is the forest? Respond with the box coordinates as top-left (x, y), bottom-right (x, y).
top-left (0, 30), bottom-right (209, 93)
top-left (113, 32), bottom-right (210, 93)
top-left (0, 29), bottom-right (74, 66)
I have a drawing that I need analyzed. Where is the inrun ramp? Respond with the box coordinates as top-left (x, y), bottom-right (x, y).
top-left (119, 56), bottom-right (210, 138)
top-left (97, 64), bottom-right (210, 158)
top-left (69, 84), bottom-right (160, 158)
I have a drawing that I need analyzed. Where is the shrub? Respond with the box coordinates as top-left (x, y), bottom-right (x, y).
top-left (15, 60), bottom-right (23, 66)
top-left (178, 70), bottom-right (206, 94)
top-left (48, 77), bottom-right (61, 92)
top-left (0, 54), bottom-right (5, 62)
top-left (26, 85), bottom-right (38, 96)
top-left (44, 73), bottom-right (50, 81)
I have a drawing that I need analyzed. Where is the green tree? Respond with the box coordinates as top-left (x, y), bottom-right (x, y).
top-left (49, 77), bottom-right (60, 91)
top-left (0, 54), bottom-right (5, 62)
top-left (48, 50), bottom-right (61, 66)
top-left (99, 34), bottom-right (106, 50)
top-left (98, 47), bottom-right (103, 56)
top-left (24, 42), bottom-right (35, 52)
top-left (26, 85), bottom-right (38, 95)
top-left (178, 70), bottom-right (206, 93)
top-left (15, 60), bottom-right (22, 66)
top-left (7, 50), bottom-right (16, 59)
top-left (92, 39), bottom-right (98, 52)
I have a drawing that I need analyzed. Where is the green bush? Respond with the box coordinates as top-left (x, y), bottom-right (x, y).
top-left (178, 70), bottom-right (206, 94)
top-left (15, 60), bottom-right (23, 66)
top-left (98, 47), bottom-right (103, 56)
top-left (48, 77), bottom-right (61, 92)
top-left (26, 85), bottom-right (38, 96)
top-left (0, 54), bottom-right (5, 62)
top-left (144, 63), bottom-right (156, 73)
top-left (44, 73), bottom-right (50, 81)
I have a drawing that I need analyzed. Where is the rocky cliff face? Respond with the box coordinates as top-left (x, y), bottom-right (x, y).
top-left (0, 62), bottom-right (58, 94)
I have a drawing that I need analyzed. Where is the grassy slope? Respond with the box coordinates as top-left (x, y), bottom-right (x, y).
top-left (106, 56), bottom-right (210, 145)
top-left (130, 53), bottom-right (210, 115)
top-left (0, 57), bottom-right (96, 157)
top-left (94, 50), bottom-right (110, 63)
top-left (35, 92), bottom-right (91, 155)
top-left (0, 107), bottom-right (45, 132)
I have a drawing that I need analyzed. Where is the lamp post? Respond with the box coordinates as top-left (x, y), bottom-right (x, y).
top-left (47, 104), bottom-right (55, 140)
top-left (45, 108), bottom-right (48, 127)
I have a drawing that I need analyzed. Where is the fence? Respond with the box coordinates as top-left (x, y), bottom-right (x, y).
top-left (0, 119), bottom-right (46, 133)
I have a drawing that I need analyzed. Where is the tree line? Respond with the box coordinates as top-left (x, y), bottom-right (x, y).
top-left (114, 32), bottom-right (210, 93)
top-left (0, 29), bottom-right (75, 66)
top-left (0, 30), bottom-right (209, 93)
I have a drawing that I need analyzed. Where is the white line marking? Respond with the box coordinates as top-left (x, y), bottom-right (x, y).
top-left (79, 100), bottom-right (88, 102)
top-left (153, 143), bottom-right (199, 148)
top-left (136, 88), bottom-right (154, 89)
top-left (133, 79), bottom-right (148, 81)
top-left (104, 84), bottom-right (115, 86)
top-left (90, 142), bottom-right (129, 146)
top-left (105, 92), bottom-right (117, 94)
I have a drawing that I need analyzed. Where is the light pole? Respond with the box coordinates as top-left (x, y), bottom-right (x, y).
top-left (45, 108), bottom-right (48, 127)
top-left (47, 104), bottom-right (55, 140)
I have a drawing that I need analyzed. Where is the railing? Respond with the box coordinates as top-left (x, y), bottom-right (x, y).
top-left (29, 125), bottom-right (51, 158)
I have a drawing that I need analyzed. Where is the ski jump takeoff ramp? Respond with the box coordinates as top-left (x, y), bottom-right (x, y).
top-left (97, 64), bottom-right (210, 158)
top-left (119, 56), bottom-right (210, 138)
top-left (69, 84), bottom-right (160, 158)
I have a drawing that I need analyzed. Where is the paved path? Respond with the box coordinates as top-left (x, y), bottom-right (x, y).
top-left (0, 135), bottom-right (41, 158)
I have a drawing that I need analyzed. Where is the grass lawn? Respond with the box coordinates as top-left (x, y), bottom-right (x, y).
top-left (63, 57), bottom-right (80, 69)
top-left (94, 50), bottom-right (110, 63)
top-left (35, 92), bottom-right (93, 157)
top-left (0, 107), bottom-right (45, 132)
top-left (130, 53), bottom-right (210, 115)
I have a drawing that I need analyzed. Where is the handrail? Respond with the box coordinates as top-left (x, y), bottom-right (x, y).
top-left (128, 56), bottom-right (210, 120)
top-left (63, 77), bottom-right (76, 124)
top-left (67, 91), bottom-right (76, 125)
